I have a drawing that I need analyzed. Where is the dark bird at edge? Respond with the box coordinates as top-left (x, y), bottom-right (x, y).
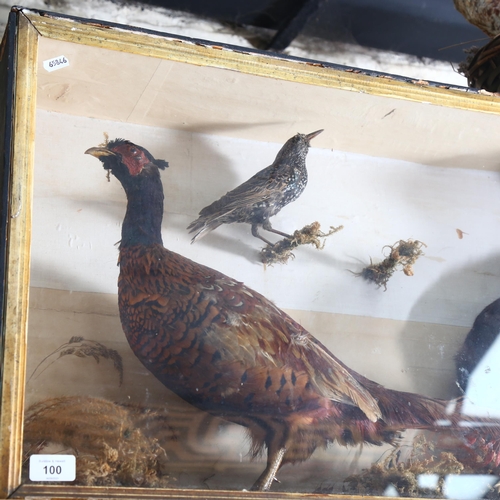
top-left (86, 139), bottom-right (471, 491)
top-left (187, 129), bottom-right (323, 245)
top-left (455, 298), bottom-right (500, 393)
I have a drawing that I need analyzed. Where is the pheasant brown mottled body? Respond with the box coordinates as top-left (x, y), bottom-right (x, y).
top-left (118, 243), bottom-right (379, 418)
top-left (117, 242), bottom-right (450, 487)
top-left (86, 138), bottom-right (459, 491)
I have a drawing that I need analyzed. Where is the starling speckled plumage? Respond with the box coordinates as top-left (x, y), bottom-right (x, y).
top-left (187, 129), bottom-right (323, 245)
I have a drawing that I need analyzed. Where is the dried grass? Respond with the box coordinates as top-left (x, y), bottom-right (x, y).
top-left (29, 336), bottom-right (123, 386)
top-left (345, 432), bottom-right (500, 498)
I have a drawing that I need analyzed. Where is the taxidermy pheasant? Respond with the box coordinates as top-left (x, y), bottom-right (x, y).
top-left (86, 139), bottom-right (472, 491)
top-left (187, 130), bottom-right (323, 245)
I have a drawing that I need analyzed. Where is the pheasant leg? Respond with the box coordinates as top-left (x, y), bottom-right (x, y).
top-left (251, 446), bottom-right (286, 491)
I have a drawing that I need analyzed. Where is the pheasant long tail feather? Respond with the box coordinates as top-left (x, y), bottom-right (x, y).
top-left (376, 386), bottom-right (452, 428)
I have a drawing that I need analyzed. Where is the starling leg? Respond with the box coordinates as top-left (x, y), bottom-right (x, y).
top-left (251, 224), bottom-right (275, 246)
top-left (251, 220), bottom-right (293, 245)
top-left (251, 446), bottom-right (286, 491)
top-left (262, 219), bottom-right (292, 239)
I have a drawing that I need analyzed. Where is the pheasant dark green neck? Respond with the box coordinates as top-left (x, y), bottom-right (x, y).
top-left (119, 166), bottom-right (164, 248)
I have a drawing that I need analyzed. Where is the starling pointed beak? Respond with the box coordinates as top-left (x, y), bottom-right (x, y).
top-left (305, 129), bottom-right (324, 142)
top-left (85, 146), bottom-right (118, 158)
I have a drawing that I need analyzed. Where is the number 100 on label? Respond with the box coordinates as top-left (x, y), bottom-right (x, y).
top-left (29, 454), bottom-right (76, 481)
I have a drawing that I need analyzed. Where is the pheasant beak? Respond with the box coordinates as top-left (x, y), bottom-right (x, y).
top-left (305, 129), bottom-right (324, 142)
top-left (84, 146), bottom-right (118, 158)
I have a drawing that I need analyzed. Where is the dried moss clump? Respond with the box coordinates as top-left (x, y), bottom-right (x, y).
top-left (345, 435), bottom-right (464, 498)
top-left (359, 256), bottom-right (398, 291)
top-left (23, 396), bottom-right (171, 487)
top-left (356, 239), bottom-right (426, 290)
top-left (260, 222), bottom-right (343, 265)
top-left (345, 430), bottom-right (500, 498)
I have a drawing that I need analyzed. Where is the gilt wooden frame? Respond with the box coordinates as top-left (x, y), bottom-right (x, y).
top-left (1, 6), bottom-right (500, 499)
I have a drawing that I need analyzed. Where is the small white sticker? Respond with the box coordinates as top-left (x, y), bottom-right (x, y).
top-left (29, 454), bottom-right (76, 481)
top-left (43, 55), bottom-right (69, 72)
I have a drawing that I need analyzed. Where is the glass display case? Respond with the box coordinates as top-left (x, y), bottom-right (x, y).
top-left (1, 6), bottom-right (500, 499)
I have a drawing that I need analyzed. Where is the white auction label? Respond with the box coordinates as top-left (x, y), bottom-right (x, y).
top-left (43, 55), bottom-right (69, 72)
top-left (29, 454), bottom-right (76, 481)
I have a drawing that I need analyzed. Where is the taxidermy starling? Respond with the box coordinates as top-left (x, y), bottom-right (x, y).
top-left (86, 139), bottom-right (467, 491)
top-left (187, 129), bottom-right (323, 245)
